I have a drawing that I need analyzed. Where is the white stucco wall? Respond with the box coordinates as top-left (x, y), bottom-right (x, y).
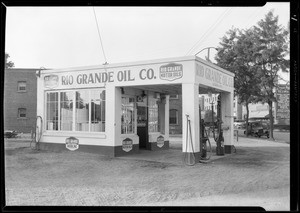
top-left (36, 56), bottom-right (235, 151)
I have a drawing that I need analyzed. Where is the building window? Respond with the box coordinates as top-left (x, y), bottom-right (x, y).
top-left (91, 90), bottom-right (106, 132)
top-left (121, 96), bottom-right (135, 134)
top-left (18, 108), bottom-right (26, 118)
top-left (60, 91), bottom-right (73, 131)
top-left (47, 92), bottom-right (59, 130)
top-left (46, 89), bottom-right (105, 132)
top-left (148, 97), bottom-right (159, 132)
top-left (75, 90), bottom-right (89, 132)
top-left (169, 109), bottom-right (178, 125)
top-left (17, 81), bottom-right (27, 92)
top-left (169, 94), bottom-right (178, 99)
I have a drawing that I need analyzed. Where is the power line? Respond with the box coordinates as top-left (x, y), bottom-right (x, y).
top-left (244, 7), bottom-right (265, 29)
top-left (185, 8), bottom-right (232, 56)
top-left (92, 7), bottom-right (108, 64)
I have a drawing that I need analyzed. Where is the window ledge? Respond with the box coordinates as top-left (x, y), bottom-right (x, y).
top-left (17, 117), bottom-right (27, 120)
top-left (43, 131), bottom-right (106, 139)
top-left (17, 91), bottom-right (27, 93)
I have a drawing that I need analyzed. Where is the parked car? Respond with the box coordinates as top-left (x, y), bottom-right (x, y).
top-left (234, 120), bottom-right (245, 129)
top-left (244, 121), bottom-right (269, 138)
top-left (4, 130), bottom-right (18, 138)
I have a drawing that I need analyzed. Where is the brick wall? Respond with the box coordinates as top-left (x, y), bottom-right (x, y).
top-left (4, 69), bottom-right (38, 133)
top-left (169, 95), bottom-right (182, 134)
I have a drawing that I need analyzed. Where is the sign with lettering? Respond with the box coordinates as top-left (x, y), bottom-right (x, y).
top-left (65, 137), bottom-right (79, 151)
top-left (276, 85), bottom-right (290, 120)
top-left (195, 63), bottom-right (234, 89)
top-left (44, 74), bottom-right (59, 88)
top-left (159, 63), bottom-right (183, 81)
top-left (122, 138), bottom-right (133, 152)
top-left (157, 135), bottom-right (164, 148)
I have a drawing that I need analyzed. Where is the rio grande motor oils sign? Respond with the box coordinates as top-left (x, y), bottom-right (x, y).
top-left (157, 135), bottom-right (164, 148)
top-left (122, 138), bottom-right (133, 152)
top-left (159, 63), bottom-right (183, 81)
top-left (65, 137), bottom-right (79, 151)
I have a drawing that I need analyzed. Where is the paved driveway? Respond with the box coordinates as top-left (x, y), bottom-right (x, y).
top-left (4, 136), bottom-right (290, 210)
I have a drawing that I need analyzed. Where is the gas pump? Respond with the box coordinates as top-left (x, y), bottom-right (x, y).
top-left (199, 106), bottom-right (211, 161)
top-left (212, 94), bottom-right (225, 156)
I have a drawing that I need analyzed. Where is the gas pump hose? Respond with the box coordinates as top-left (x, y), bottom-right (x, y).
top-left (30, 116), bottom-right (43, 150)
top-left (183, 116), bottom-right (196, 166)
top-left (199, 128), bottom-right (212, 162)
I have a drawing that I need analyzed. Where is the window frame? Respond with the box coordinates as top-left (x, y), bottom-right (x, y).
top-left (45, 88), bottom-right (106, 133)
top-left (169, 109), bottom-right (178, 125)
top-left (121, 95), bottom-right (136, 135)
top-left (148, 97), bottom-right (160, 133)
top-left (18, 108), bottom-right (27, 118)
top-left (17, 81), bottom-right (27, 92)
top-left (169, 94), bottom-right (179, 100)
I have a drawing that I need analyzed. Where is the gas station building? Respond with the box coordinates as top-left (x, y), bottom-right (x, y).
top-left (36, 56), bottom-right (235, 162)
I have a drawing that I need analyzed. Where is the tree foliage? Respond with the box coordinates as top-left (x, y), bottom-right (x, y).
top-left (215, 10), bottom-right (289, 139)
top-left (5, 53), bottom-right (15, 68)
top-left (215, 27), bottom-right (262, 136)
top-left (252, 11), bottom-right (289, 139)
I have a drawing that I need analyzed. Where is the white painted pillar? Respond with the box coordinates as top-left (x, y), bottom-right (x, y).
top-left (164, 95), bottom-right (170, 141)
top-left (36, 75), bottom-right (45, 135)
top-left (221, 91), bottom-right (234, 153)
top-left (182, 83), bottom-right (200, 161)
top-left (106, 85), bottom-right (118, 147)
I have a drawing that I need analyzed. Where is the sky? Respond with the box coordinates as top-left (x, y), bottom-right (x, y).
top-left (5, 2), bottom-right (290, 74)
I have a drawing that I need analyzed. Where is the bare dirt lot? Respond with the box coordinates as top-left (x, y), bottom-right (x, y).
top-left (4, 136), bottom-right (290, 210)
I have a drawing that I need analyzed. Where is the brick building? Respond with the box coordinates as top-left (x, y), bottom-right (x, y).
top-left (169, 94), bottom-right (182, 134)
top-left (4, 68), bottom-right (38, 133)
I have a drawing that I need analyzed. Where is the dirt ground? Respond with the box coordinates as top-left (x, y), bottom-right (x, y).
top-left (4, 135), bottom-right (290, 210)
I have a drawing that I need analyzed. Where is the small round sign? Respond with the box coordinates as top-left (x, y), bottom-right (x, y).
top-left (157, 135), bottom-right (164, 148)
top-left (65, 137), bottom-right (79, 151)
top-left (122, 138), bottom-right (133, 152)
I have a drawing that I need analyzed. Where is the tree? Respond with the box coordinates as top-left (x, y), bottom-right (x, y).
top-left (215, 28), bottom-right (262, 136)
top-left (5, 53), bottom-right (15, 68)
top-left (252, 11), bottom-right (290, 140)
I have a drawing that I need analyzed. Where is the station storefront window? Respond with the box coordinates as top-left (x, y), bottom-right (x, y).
top-left (46, 89), bottom-right (105, 132)
top-left (60, 91), bottom-right (73, 131)
top-left (121, 97), bottom-right (135, 134)
top-left (148, 97), bottom-right (159, 132)
top-left (46, 92), bottom-right (59, 130)
top-left (91, 90), bottom-right (106, 132)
